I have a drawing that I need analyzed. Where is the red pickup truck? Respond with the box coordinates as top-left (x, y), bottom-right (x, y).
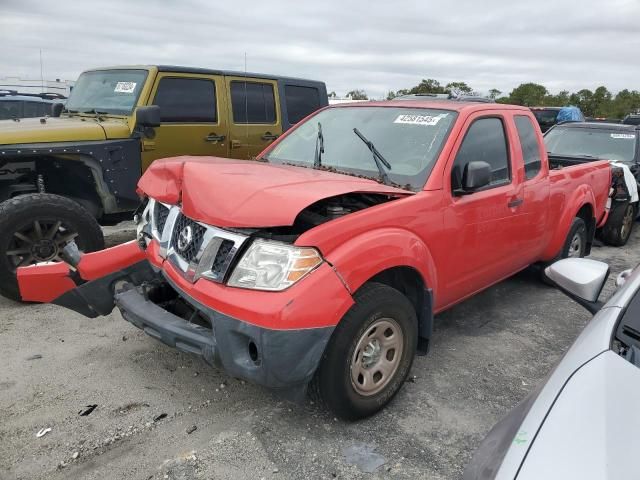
top-left (16, 101), bottom-right (611, 419)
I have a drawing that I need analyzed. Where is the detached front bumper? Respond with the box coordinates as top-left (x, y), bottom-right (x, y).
top-left (114, 270), bottom-right (334, 396)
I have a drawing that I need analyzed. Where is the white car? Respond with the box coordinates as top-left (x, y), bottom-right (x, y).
top-left (464, 258), bottom-right (640, 479)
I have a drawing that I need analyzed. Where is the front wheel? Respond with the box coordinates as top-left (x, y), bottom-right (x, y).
top-left (310, 282), bottom-right (417, 420)
top-left (601, 201), bottom-right (636, 247)
top-left (0, 193), bottom-right (104, 302)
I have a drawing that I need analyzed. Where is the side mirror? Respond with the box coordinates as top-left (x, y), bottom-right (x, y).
top-left (544, 258), bottom-right (610, 313)
top-left (51, 103), bottom-right (64, 117)
top-left (462, 161), bottom-right (491, 191)
top-left (135, 105), bottom-right (161, 128)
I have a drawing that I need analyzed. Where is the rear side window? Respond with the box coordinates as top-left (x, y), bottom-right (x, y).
top-left (453, 117), bottom-right (510, 188)
top-left (231, 81), bottom-right (276, 124)
top-left (285, 85), bottom-right (321, 124)
top-left (515, 115), bottom-right (542, 179)
top-left (0, 100), bottom-right (22, 119)
top-left (153, 77), bottom-right (217, 123)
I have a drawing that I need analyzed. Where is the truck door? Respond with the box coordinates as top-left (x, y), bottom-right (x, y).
top-left (440, 114), bottom-right (526, 305)
top-left (141, 73), bottom-right (229, 171)
top-left (514, 114), bottom-right (550, 261)
top-left (225, 76), bottom-right (282, 159)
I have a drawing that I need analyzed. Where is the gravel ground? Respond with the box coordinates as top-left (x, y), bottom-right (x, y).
top-left (1, 222), bottom-right (639, 480)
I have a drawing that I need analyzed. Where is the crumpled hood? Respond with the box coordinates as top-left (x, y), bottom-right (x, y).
top-left (138, 156), bottom-right (410, 227)
top-left (0, 116), bottom-right (131, 145)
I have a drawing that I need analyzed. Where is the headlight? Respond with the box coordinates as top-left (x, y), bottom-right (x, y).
top-left (227, 239), bottom-right (323, 291)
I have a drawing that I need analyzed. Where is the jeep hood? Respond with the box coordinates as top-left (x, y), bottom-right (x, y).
top-left (0, 116), bottom-right (131, 145)
top-left (138, 156), bottom-right (411, 227)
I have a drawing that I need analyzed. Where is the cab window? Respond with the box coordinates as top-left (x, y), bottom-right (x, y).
top-left (153, 77), bottom-right (217, 123)
top-left (230, 81), bottom-right (276, 124)
top-left (515, 115), bottom-right (542, 179)
top-left (452, 117), bottom-right (510, 189)
top-left (285, 85), bottom-right (321, 124)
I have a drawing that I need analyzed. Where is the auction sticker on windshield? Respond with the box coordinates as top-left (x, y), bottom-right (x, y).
top-left (114, 82), bottom-right (137, 93)
top-left (393, 113), bottom-right (447, 126)
top-left (611, 133), bottom-right (635, 139)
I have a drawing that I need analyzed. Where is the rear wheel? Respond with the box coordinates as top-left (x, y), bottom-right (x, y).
top-left (0, 193), bottom-right (104, 301)
top-left (310, 282), bottom-right (417, 420)
top-left (601, 201), bottom-right (636, 247)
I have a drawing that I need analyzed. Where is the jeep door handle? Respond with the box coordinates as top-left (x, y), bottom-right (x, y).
top-left (508, 198), bottom-right (524, 208)
top-left (261, 132), bottom-right (279, 141)
top-left (205, 133), bottom-right (225, 143)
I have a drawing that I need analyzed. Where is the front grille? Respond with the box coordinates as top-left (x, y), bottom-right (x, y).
top-left (212, 240), bottom-right (234, 277)
top-left (154, 203), bottom-right (170, 234)
top-left (170, 213), bottom-right (207, 263)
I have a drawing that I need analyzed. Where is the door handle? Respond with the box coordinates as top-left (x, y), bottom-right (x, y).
top-left (261, 132), bottom-right (279, 141)
top-left (205, 133), bottom-right (226, 143)
top-left (231, 139), bottom-right (249, 149)
top-left (508, 198), bottom-right (524, 208)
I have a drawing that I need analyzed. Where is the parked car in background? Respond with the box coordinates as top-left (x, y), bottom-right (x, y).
top-left (623, 113), bottom-right (640, 125)
top-left (530, 106), bottom-right (584, 132)
top-left (17, 100), bottom-right (610, 419)
top-left (464, 257), bottom-right (640, 480)
top-left (0, 65), bottom-right (327, 301)
top-left (544, 122), bottom-right (640, 246)
top-left (0, 90), bottom-right (66, 120)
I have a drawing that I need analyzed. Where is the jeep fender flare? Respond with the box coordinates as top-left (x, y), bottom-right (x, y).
top-left (542, 185), bottom-right (596, 261)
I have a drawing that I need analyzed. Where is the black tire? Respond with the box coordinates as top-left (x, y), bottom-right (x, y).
top-left (0, 193), bottom-right (104, 302)
top-left (559, 217), bottom-right (588, 259)
top-left (601, 201), bottom-right (636, 247)
top-left (310, 282), bottom-right (417, 420)
top-left (539, 217), bottom-right (588, 285)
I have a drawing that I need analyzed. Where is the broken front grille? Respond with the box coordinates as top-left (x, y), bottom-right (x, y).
top-left (212, 239), bottom-right (234, 278)
top-left (154, 203), bottom-right (170, 235)
top-left (170, 213), bottom-right (207, 263)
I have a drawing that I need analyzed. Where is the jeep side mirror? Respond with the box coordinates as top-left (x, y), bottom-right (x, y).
top-left (136, 105), bottom-right (161, 128)
top-left (51, 103), bottom-right (64, 117)
top-left (462, 161), bottom-right (491, 191)
top-left (544, 258), bottom-right (610, 313)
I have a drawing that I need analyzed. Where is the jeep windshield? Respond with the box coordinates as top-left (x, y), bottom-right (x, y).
top-left (545, 126), bottom-right (638, 163)
top-left (263, 106), bottom-right (457, 190)
top-left (65, 69), bottom-right (148, 115)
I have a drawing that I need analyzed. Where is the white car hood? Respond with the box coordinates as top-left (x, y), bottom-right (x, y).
top-left (517, 350), bottom-right (640, 480)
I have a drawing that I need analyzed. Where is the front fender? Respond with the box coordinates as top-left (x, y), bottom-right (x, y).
top-left (324, 227), bottom-right (437, 297)
top-left (541, 185), bottom-right (596, 261)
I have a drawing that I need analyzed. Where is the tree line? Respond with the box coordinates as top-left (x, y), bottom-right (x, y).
top-left (341, 79), bottom-right (640, 119)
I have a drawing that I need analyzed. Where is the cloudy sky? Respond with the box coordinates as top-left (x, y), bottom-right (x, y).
top-left (2, 0), bottom-right (639, 98)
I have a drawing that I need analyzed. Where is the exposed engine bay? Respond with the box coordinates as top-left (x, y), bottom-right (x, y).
top-left (238, 192), bottom-right (402, 242)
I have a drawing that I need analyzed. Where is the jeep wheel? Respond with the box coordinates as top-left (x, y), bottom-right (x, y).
top-left (601, 201), bottom-right (636, 247)
top-left (310, 282), bottom-right (417, 420)
top-left (0, 193), bottom-right (104, 302)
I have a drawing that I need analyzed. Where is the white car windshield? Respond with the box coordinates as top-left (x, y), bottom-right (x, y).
top-left (545, 126), bottom-right (637, 163)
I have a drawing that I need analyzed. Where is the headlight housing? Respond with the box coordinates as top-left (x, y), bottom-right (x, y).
top-left (227, 239), bottom-right (323, 291)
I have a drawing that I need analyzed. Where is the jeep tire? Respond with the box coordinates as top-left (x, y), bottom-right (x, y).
top-left (310, 282), bottom-right (417, 420)
top-left (0, 193), bottom-right (104, 302)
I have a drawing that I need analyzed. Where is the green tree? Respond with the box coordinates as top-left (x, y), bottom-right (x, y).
top-left (592, 86), bottom-right (612, 117)
top-left (328, 91), bottom-right (337, 98)
top-left (569, 89), bottom-right (594, 116)
top-left (507, 83), bottom-right (549, 106)
top-left (346, 89), bottom-right (368, 100)
top-left (386, 90), bottom-right (397, 100)
top-left (488, 88), bottom-right (502, 100)
top-left (445, 81), bottom-right (473, 96)
top-left (408, 79), bottom-right (446, 95)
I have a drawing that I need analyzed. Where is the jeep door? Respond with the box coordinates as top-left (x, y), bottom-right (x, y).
top-left (225, 76), bottom-right (282, 159)
top-left (439, 113), bottom-right (527, 306)
top-left (141, 73), bottom-right (229, 170)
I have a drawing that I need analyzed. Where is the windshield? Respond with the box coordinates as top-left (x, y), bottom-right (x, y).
top-left (545, 127), bottom-right (637, 163)
top-left (65, 69), bottom-right (148, 115)
top-left (532, 109), bottom-right (559, 125)
top-left (263, 107), bottom-right (457, 190)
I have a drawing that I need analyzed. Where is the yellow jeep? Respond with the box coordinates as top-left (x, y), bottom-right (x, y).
top-left (0, 65), bottom-right (327, 300)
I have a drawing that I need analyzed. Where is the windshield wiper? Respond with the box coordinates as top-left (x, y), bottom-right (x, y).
top-left (353, 127), bottom-right (392, 185)
top-left (314, 122), bottom-right (324, 167)
top-left (82, 109), bottom-right (110, 115)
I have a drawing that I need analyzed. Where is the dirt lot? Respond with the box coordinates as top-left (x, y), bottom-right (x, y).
top-left (1, 222), bottom-right (639, 480)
